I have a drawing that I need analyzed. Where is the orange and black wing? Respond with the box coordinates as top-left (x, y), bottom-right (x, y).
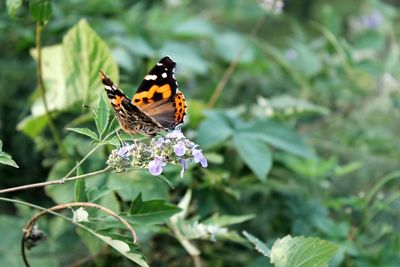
top-left (132, 56), bottom-right (186, 129)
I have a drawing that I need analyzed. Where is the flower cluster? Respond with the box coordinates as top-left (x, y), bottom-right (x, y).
top-left (107, 130), bottom-right (207, 177)
top-left (257, 0), bottom-right (284, 14)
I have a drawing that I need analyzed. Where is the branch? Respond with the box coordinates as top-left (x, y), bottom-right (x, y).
top-left (0, 167), bottom-right (110, 194)
top-left (207, 13), bottom-right (268, 108)
top-left (35, 23), bottom-right (66, 155)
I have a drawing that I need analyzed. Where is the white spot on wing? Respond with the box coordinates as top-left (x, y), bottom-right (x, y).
top-left (144, 74), bottom-right (157, 80)
top-left (162, 73), bottom-right (167, 78)
top-left (157, 63), bottom-right (163, 66)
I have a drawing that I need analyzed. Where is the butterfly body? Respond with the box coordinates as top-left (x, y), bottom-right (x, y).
top-left (100, 56), bottom-right (186, 136)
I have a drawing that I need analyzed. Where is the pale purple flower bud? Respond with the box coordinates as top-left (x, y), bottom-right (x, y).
top-left (180, 159), bottom-right (187, 178)
top-left (361, 10), bottom-right (383, 29)
top-left (192, 149), bottom-right (208, 168)
top-left (174, 141), bottom-right (187, 156)
top-left (166, 130), bottom-right (185, 139)
top-left (148, 157), bottom-right (166, 176)
top-left (116, 144), bottom-right (136, 159)
top-left (285, 49), bottom-right (297, 61)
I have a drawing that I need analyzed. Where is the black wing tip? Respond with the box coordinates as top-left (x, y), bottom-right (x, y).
top-left (159, 56), bottom-right (175, 66)
top-left (99, 70), bottom-right (114, 86)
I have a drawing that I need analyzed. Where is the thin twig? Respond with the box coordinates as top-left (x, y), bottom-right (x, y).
top-left (23, 202), bottom-right (137, 243)
top-left (207, 13), bottom-right (268, 108)
top-left (35, 23), bottom-right (66, 155)
top-left (62, 131), bottom-right (115, 179)
top-left (0, 167), bottom-right (110, 194)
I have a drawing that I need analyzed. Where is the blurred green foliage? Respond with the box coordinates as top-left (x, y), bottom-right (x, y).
top-left (1, 0), bottom-right (400, 266)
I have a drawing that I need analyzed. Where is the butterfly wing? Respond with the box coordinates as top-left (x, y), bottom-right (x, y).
top-left (132, 56), bottom-right (187, 129)
top-left (100, 71), bottom-right (164, 135)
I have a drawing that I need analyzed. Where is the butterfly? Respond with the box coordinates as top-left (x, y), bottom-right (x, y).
top-left (100, 56), bottom-right (187, 136)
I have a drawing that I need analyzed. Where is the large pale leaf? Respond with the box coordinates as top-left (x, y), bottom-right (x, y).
top-left (63, 19), bottom-right (119, 107)
top-left (270, 235), bottom-right (338, 267)
top-left (233, 134), bottom-right (272, 181)
top-left (30, 45), bottom-right (68, 115)
top-left (29, 20), bottom-right (117, 118)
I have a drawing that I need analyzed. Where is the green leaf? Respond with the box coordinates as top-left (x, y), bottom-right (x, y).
top-left (243, 231), bottom-right (270, 257)
top-left (197, 112), bottom-right (234, 148)
top-left (270, 235), bottom-right (338, 267)
top-left (29, 0), bottom-right (52, 22)
top-left (127, 193), bottom-right (181, 225)
top-left (94, 93), bottom-right (110, 138)
top-left (174, 18), bottom-right (215, 37)
top-left (6, 0), bottom-right (23, 18)
top-left (204, 214), bottom-right (255, 227)
top-left (0, 154), bottom-right (19, 168)
top-left (45, 160), bottom-right (76, 203)
top-left (107, 171), bottom-right (169, 201)
top-left (214, 32), bottom-right (254, 63)
top-left (118, 37), bottom-right (155, 58)
top-left (94, 233), bottom-right (149, 267)
top-left (0, 141), bottom-right (19, 168)
top-left (243, 120), bottom-right (316, 159)
top-left (287, 41), bottom-right (322, 78)
top-left (17, 114), bottom-right (48, 138)
top-left (267, 95), bottom-right (330, 116)
top-left (75, 170), bottom-right (87, 202)
top-left (63, 19), bottom-right (119, 107)
top-left (233, 134), bottom-right (272, 181)
top-left (87, 186), bottom-right (117, 203)
top-left (67, 127), bottom-right (99, 141)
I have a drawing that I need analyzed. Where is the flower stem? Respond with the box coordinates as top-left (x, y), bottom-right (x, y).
top-left (62, 142), bottom-right (103, 179)
top-left (0, 167), bottom-right (110, 194)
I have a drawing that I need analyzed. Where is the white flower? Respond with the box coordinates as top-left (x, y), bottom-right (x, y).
top-left (73, 207), bottom-right (89, 223)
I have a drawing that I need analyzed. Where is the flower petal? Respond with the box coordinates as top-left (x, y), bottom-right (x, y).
top-left (174, 141), bottom-right (187, 156)
top-left (148, 157), bottom-right (165, 176)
